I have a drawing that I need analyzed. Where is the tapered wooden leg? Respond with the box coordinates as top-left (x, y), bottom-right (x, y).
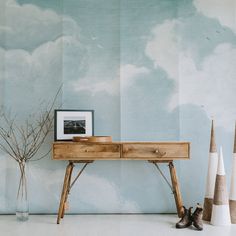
top-left (57, 162), bottom-right (74, 224)
top-left (169, 161), bottom-right (184, 218)
top-left (61, 163), bottom-right (74, 219)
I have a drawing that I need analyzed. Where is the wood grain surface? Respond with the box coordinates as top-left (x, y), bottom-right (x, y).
top-left (52, 142), bottom-right (190, 160)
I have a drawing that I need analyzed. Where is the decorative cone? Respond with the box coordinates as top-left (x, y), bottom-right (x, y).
top-left (211, 147), bottom-right (231, 226)
top-left (229, 122), bottom-right (236, 223)
top-left (203, 120), bottom-right (218, 221)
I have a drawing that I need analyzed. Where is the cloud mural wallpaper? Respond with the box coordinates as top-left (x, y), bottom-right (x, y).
top-left (0, 0), bottom-right (236, 214)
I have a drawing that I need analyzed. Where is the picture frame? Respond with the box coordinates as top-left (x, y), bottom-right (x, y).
top-left (54, 109), bottom-right (94, 141)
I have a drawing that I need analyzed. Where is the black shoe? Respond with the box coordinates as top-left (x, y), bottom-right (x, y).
top-left (176, 206), bottom-right (193, 229)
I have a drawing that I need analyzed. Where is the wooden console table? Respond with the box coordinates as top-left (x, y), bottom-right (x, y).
top-left (52, 141), bottom-right (190, 224)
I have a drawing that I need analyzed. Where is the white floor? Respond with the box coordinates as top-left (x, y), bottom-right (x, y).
top-left (0, 214), bottom-right (236, 236)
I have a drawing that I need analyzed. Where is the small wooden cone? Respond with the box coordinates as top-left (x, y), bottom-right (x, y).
top-left (210, 120), bottom-right (217, 153)
top-left (211, 147), bottom-right (231, 226)
top-left (229, 122), bottom-right (236, 223)
top-left (203, 120), bottom-right (218, 221)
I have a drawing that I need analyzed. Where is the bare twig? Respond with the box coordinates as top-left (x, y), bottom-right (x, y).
top-left (0, 86), bottom-right (62, 165)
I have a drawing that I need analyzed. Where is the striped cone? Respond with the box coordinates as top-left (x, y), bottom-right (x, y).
top-left (229, 122), bottom-right (236, 223)
top-left (211, 147), bottom-right (231, 226)
top-left (203, 120), bottom-right (218, 221)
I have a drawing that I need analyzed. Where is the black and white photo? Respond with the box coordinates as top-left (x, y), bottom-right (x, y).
top-left (54, 110), bottom-right (94, 141)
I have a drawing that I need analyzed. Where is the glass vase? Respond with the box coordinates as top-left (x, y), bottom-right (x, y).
top-left (16, 161), bottom-right (29, 221)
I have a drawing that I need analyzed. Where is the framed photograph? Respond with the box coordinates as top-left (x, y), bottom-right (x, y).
top-left (54, 109), bottom-right (94, 141)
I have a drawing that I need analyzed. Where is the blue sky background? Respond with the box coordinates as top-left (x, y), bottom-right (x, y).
top-left (0, 0), bottom-right (236, 213)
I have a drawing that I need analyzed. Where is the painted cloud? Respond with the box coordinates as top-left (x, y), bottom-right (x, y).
top-left (0, 0), bottom-right (85, 113)
top-left (145, 17), bottom-right (236, 129)
top-left (71, 75), bottom-right (120, 96)
top-left (29, 164), bottom-right (139, 212)
top-left (146, 19), bottom-right (179, 80)
top-left (71, 64), bottom-right (150, 96)
top-left (0, 0), bottom-right (79, 50)
top-left (120, 64), bottom-right (149, 89)
top-left (194, 0), bottom-right (236, 33)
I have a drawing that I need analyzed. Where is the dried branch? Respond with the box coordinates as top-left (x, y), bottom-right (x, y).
top-left (0, 86), bottom-right (62, 164)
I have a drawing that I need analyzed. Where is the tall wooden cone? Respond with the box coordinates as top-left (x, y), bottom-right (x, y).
top-left (229, 122), bottom-right (236, 223)
top-left (211, 147), bottom-right (231, 226)
top-left (203, 120), bottom-right (218, 221)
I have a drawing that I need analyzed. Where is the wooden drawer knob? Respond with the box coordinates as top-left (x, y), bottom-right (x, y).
top-left (154, 149), bottom-right (166, 157)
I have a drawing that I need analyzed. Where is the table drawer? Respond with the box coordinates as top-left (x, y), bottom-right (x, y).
top-left (53, 143), bottom-right (121, 160)
top-left (122, 143), bottom-right (189, 160)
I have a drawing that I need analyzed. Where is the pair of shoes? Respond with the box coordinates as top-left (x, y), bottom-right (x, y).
top-left (176, 204), bottom-right (203, 231)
